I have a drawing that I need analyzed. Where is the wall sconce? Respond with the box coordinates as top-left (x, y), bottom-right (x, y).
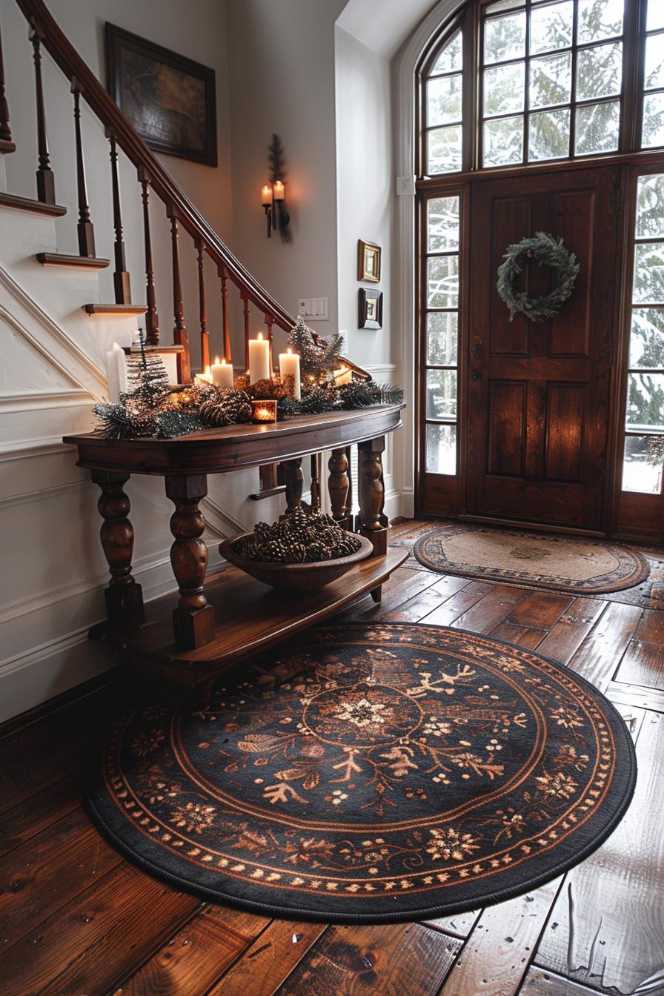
top-left (260, 134), bottom-right (291, 242)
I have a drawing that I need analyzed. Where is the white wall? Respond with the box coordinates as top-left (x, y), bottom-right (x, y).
top-left (227, 0), bottom-right (347, 351)
top-left (334, 26), bottom-right (393, 371)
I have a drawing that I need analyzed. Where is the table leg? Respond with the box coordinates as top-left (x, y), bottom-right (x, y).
top-left (283, 458), bottom-right (304, 513)
top-left (92, 470), bottom-right (144, 630)
top-left (165, 474), bottom-right (215, 650)
top-left (358, 435), bottom-right (388, 556)
top-left (328, 447), bottom-right (352, 530)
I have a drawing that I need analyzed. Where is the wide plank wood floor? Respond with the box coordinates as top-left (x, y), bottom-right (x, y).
top-left (1, 519), bottom-right (663, 995)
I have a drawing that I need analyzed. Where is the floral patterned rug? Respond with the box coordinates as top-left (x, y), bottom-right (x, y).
top-left (88, 623), bottom-right (636, 923)
top-left (413, 525), bottom-right (650, 594)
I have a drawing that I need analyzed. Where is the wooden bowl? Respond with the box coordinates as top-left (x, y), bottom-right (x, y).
top-left (220, 532), bottom-right (374, 591)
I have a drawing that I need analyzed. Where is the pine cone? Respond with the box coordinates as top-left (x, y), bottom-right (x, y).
top-left (199, 391), bottom-right (252, 427)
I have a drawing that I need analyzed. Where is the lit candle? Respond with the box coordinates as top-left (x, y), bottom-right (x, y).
top-left (334, 365), bottom-right (352, 385)
top-left (261, 184), bottom-right (273, 206)
top-left (278, 347), bottom-right (301, 400)
top-left (248, 331), bottom-right (271, 382)
top-left (194, 365), bottom-right (213, 386)
top-left (211, 355), bottom-right (234, 389)
top-left (273, 180), bottom-right (285, 201)
top-left (251, 399), bottom-right (278, 423)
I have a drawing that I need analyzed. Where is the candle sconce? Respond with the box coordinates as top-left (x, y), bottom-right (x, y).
top-left (260, 134), bottom-right (291, 242)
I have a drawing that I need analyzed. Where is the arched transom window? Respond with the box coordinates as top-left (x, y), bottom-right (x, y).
top-left (420, 0), bottom-right (664, 175)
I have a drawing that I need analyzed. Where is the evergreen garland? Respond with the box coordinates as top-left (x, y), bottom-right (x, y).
top-left (288, 317), bottom-right (343, 378)
top-left (93, 323), bottom-right (403, 440)
top-left (496, 232), bottom-right (580, 323)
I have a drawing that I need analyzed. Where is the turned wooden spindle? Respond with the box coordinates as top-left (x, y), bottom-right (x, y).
top-left (241, 290), bottom-right (250, 369)
top-left (71, 79), bottom-right (95, 257)
top-left (283, 458), bottom-right (304, 513)
top-left (310, 453), bottom-right (322, 513)
top-left (345, 445), bottom-right (354, 521)
top-left (139, 169), bottom-right (159, 345)
top-left (91, 471), bottom-right (145, 628)
top-left (108, 132), bottom-right (131, 303)
top-left (196, 238), bottom-right (210, 370)
top-left (168, 208), bottom-right (191, 383)
top-left (357, 435), bottom-right (388, 555)
top-left (30, 27), bottom-right (55, 205)
top-left (264, 313), bottom-right (274, 371)
top-left (328, 448), bottom-right (353, 530)
top-left (0, 24), bottom-right (14, 149)
top-left (218, 263), bottom-right (231, 362)
top-left (165, 475), bottom-right (215, 650)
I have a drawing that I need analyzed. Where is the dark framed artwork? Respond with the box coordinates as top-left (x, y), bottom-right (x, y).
top-left (105, 24), bottom-right (217, 167)
top-left (357, 239), bottom-right (382, 282)
top-left (358, 288), bottom-right (383, 330)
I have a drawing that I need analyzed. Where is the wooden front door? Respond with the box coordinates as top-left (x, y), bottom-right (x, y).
top-left (467, 167), bottom-right (620, 531)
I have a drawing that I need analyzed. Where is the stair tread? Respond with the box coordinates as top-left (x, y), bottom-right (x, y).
top-left (84, 303), bottom-right (147, 316)
top-left (36, 252), bottom-right (110, 269)
top-left (0, 192), bottom-right (66, 216)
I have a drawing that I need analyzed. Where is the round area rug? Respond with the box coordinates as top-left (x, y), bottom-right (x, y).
top-left (88, 623), bottom-right (636, 923)
top-left (413, 525), bottom-right (649, 594)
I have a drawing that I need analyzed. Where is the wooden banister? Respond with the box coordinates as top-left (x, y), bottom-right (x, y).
top-left (12, 0), bottom-right (370, 381)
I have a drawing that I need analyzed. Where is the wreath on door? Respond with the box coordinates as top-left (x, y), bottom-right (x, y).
top-left (496, 232), bottom-right (580, 323)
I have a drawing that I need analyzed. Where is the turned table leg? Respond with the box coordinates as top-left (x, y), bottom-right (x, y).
top-left (328, 447), bottom-right (353, 530)
top-left (283, 458), bottom-right (304, 513)
top-left (358, 435), bottom-right (388, 556)
top-left (92, 471), bottom-right (145, 630)
top-left (165, 474), bottom-right (215, 650)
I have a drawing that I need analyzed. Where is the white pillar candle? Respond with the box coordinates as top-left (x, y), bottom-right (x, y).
top-left (248, 332), bottom-right (271, 382)
top-left (105, 342), bottom-right (128, 402)
top-left (279, 347), bottom-right (301, 400)
top-left (211, 356), bottom-right (234, 389)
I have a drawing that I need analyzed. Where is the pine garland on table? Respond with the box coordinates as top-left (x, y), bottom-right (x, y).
top-left (93, 322), bottom-right (403, 440)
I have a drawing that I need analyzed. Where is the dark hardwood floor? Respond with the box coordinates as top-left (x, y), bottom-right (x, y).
top-left (1, 520), bottom-right (663, 995)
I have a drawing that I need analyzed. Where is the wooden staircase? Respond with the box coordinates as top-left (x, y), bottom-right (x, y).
top-left (0, 0), bottom-right (368, 379)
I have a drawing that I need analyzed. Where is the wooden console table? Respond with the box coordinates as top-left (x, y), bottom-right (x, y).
top-left (64, 404), bottom-right (406, 688)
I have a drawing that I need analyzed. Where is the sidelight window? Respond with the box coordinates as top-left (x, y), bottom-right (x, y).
top-left (622, 173), bottom-right (664, 495)
top-left (423, 195), bottom-right (462, 475)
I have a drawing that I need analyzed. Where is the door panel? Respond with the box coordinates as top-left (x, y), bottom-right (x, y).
top-left (468, 167), bottom-right (618, 530)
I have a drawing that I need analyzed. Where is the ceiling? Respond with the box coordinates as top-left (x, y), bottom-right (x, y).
top-left (336, 0), bottom-right (440, 58)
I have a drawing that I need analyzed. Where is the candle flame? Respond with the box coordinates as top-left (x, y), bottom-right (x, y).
top-left (257, 332), bottom-right (264, 341)
top-left (214, 356), bottom-right (220, 365)
top-left (287, 347), bottom-right (292, 354)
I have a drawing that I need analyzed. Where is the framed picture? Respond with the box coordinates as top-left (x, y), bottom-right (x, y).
top-left (358, 288), bottom-right (383, 330)
top-left (105, 24), bottom-right (217, 167)
top-left (357, 239), bottom-right (382, 283)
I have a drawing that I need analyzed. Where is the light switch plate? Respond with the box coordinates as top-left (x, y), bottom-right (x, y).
top-left (298, 297), bottom-right (329, 320)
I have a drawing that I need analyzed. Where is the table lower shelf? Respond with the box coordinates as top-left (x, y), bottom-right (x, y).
top-left (106, 548), bottom-right (408, 687)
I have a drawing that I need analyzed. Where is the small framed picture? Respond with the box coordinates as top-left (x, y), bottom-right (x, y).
top-left (357, 239), bottom-right (382, 283)
top-left (358, 288), bottom-right (383, 330)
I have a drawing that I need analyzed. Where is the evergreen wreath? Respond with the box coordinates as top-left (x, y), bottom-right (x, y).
top-left (496, 232), bottom-right (580, 323)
